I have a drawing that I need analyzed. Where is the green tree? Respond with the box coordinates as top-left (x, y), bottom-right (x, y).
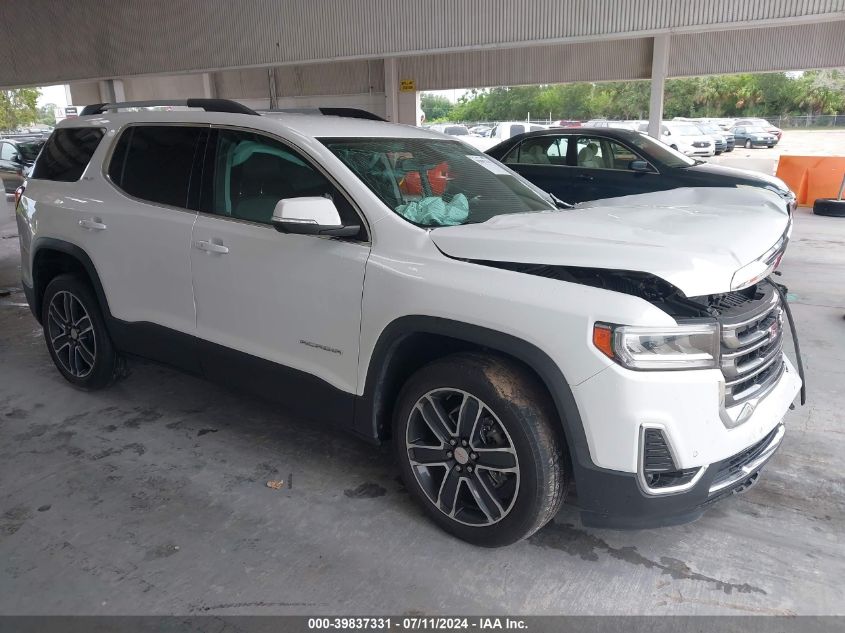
top-left (420, 93), bottom-right (454, 122)
top-left (0, 88), bottom-right (40, 131)
top-left (430, 69), bottom-right (845, 123)
top-left (37, 103), bottom-right (57, 126)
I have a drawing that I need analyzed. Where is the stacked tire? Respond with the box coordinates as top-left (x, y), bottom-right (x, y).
top-left (813, 198), bottom-right (845, 218)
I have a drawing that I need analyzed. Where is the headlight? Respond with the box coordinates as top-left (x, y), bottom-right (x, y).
top-left (593, 322), bottom-right (720, 370)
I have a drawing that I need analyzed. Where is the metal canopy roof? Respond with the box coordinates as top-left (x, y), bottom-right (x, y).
top-left (1, 0), bottom-right (844, 89)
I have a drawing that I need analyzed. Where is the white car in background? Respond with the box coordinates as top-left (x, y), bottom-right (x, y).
top-left (638, 121), bottom-right (715, 157)
top-left (429, 124), bottom-right (471, 137)
top-left (460, 122), bottom-right (548, 151)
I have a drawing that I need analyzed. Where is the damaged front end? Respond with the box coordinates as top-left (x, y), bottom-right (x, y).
top-left (474, 261), bottom-right (806, 409)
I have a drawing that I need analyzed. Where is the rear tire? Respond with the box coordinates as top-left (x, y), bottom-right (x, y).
top-left (41, 274), bottom-right (123, 390)
top-left (394, 353), bottom-right (565, 547)
top-left (745, 139), bottom-right (752, 149)
top-left (813, 198), bottom-right (845, 218)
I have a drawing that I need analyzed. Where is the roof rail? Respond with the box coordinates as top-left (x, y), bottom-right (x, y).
top-left (79, 99), bottom-right (258, 116)
top-left (260, 107), bottom-right (387, 122)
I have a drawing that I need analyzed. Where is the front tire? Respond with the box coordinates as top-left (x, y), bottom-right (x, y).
top-left (745, 139), bottom-right (752, 149)
top-left (394, 353), bottom-right (565, 547)
top-left (42, 274), bottom-right (122, 390)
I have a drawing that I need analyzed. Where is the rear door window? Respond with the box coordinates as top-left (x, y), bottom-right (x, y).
top-left (108, 125), bottom-right (206, 209)
top-left (31, 127), bottom-right (105, 182)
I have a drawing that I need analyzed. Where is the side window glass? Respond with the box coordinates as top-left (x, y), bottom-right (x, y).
top-left (516, 138), bottom-right (553, 165)
top-left (31, 127), bottom-right (105, 182)
top-left (202, 129), bottom-right (363, 235)
top-left (546, 137), bottom-right (568, 161)
top-left (606, 141), bottom-right (642, 170)
top-left (108, 125), bottom-right (204, 208)
top-left (502, 143), bottom-right (522, 165)
top-left (1, 143), bottom-right (14, 160)
top-left (576, 137), bottom-right (605, 168)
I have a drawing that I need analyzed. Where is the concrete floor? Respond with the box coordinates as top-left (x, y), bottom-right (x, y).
top-left (0, 192), bottom-right (843, 616)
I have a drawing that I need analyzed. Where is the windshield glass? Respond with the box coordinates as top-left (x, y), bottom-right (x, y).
top-left (321, 137), bottom-right (555, 227)
top-left (626, 133), bottom-right (695, 168)
top-left (17, 141), bottom-right (44, 162)
top-left (670, 124), bottom-right (703, 136)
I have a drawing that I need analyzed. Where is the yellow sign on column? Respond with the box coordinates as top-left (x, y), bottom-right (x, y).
top-left (400, 79), bottom-right (416, 92)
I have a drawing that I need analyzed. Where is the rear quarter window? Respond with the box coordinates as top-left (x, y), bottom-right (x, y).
top-left (107, 125), bottom-right (206, 209)
top-left (31, 127), bottom-right (105, 182)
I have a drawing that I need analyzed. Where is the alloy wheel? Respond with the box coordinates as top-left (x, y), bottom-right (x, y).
top-left (405, 388), bottom-right (520, 527)
top-left (47, 290), bottom-right (97, 378)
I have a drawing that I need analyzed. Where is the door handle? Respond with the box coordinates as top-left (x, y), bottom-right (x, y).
top-left (79, 218), bottom-right (107, 231)
top-left (575, 174), bottom-right (594, 182)
top-left (194, 239), bottom-right (229, 255)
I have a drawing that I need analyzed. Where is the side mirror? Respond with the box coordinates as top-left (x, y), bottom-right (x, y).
top-left (629, 159), bottom-right (652, 172)
top-left (271, 197), bottom-right (360, 237)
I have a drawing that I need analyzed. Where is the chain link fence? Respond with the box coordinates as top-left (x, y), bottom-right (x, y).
top-left (768, 114), bottom-right (845, 128)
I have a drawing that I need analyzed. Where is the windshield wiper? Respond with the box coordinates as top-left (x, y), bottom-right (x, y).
top-left (550, 194), bottom-right (574, 209)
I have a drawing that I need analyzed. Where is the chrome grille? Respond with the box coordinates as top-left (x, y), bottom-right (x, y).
top-left (720, 291), bottom-right (785, 407)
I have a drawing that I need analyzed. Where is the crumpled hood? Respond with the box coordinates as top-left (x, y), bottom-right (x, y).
top-left (429, 187), bottom-right (790, 297)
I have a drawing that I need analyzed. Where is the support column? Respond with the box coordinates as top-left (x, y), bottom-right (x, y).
top-left (98, 79), bottom-right (125, 103)
top-left (648, 34), bottom-right (670, 139)
top-left (202, 72), bottom-right (216, 99)
top-left (384, 57), bottom-right (399, 123)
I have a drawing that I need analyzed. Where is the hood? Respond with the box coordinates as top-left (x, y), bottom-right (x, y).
top-left (686, 162), bottom-right (790, 193)
top-left (429, 187), bottom-right (789, 297)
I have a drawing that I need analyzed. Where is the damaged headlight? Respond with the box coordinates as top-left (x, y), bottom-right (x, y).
top-left (593, 322), bottom-right (720, 370)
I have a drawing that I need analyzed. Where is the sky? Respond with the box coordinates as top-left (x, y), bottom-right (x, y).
top-left (424, 88), bottom-right (470, 102)
top-left (36, 84), bottom-right (70, 108)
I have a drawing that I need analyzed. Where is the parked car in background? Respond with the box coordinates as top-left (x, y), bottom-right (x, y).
top-left (637, 121), bottom-right (714, 157)
top-left (731, 125), bottom-right (777, 149)
top-left (584, 120), bottom-right (638, 131)
top-left (468, 125), bottom-right (493, 137)
top-left (430, 124), bottom-right (470, 137)
top-left (680, 120), bottom-right (734, 154)
top-left (733, 118), bottom-right (782, 142)
top-left (486, 127), bottom-right (795, 209)
top-left (1, 137), bottom-right (45, 193)
top-left (551, 119), bottom-right (581, 128)
top-left (490, 121), bottom-right (548, 140)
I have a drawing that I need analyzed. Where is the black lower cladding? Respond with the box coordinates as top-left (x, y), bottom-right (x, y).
top-left (576, 424), bottom-right (784, 529)
top-left (107, 317), bottom-right (358, 435)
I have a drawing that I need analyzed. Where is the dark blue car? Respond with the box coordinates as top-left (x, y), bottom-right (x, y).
top-left (485, 127), bottom-right (795, 211)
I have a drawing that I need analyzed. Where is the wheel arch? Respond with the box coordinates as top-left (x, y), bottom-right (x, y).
top-left (354, 316), bottom-right (591, 473)
top-left (31, 238), bottom-right (111, 325)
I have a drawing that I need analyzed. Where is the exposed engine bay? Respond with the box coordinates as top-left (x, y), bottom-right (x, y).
top-left (472, 260), bottom-right (772, 318)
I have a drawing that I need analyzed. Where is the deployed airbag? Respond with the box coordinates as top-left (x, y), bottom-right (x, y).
top-left (396, 194), bottom-right (469, 226)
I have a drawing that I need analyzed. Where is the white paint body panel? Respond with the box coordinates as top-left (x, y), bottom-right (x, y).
top-left (430, 187), bottom-right (790, 297)
top-left (190, 215), bottom-right (369, 393)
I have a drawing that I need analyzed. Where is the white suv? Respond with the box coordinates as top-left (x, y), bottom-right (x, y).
top-left (16, 99), bottom-right (802, 546)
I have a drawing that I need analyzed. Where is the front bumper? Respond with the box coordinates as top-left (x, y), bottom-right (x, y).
top-left (575, 422), bottom-right (786, 528)
top-left (568, 354), bottom-right (801, 528)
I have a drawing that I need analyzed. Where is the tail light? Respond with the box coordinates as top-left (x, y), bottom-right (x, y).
top-left (14, 185), bottom-right (25, 210)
